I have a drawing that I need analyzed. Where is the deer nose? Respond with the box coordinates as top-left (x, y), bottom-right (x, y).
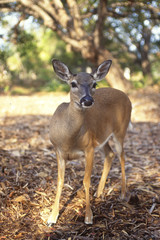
top-left (80, 95), bottom-right (94, 107)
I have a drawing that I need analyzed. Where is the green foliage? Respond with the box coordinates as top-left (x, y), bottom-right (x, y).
top-left (151, 59), bottom-right (160, 85)
top-left (16, 30), bottom-right (37, 58)
top-left (0, 47), bottom-right (12, 92)
top-left (42, 79), bottom-right (70, 92)
top-left (132, 80), bottom-right (145, 89)
top-left (0, 47), bottom-right (10, 60)
top-left (0, 27), bottom-right (87, 93)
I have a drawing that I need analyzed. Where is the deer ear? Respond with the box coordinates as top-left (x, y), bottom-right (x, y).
top-left (52, 59), bottom-right (73, 82)
top-left (92, 60), bottom-right (112, 81)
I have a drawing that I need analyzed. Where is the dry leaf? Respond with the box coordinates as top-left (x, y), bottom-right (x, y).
top-left (0, 90), bottom-right (159, 239)
top-left (13, 194), bottom-right (30, 203)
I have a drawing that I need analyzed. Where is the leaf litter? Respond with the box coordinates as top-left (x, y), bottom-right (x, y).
top-left (0, 88), bottom-right (160, 239)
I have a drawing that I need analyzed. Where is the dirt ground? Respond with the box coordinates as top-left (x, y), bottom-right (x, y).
top-left (0, 87), bottom-right (160, 240)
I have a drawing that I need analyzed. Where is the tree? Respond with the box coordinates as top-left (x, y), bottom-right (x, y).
top-left (104, 2), bottom-right (160, 85)
top-left (0, 0), bottom-right (159, 91)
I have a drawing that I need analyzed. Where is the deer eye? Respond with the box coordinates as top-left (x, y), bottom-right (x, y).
top-left (71, 82), bottom-right (78, 88)
top-left (92, 82), bottom-right (97, 89)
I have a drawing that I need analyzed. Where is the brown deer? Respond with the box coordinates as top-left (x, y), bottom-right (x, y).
top-left (47, 59), bottom-right (132, 225)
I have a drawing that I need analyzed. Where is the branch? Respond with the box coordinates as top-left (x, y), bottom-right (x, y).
top-left (66, 0), bottom-right (86, 39)
top-left (0, 7), bottom-right (13, 12)
top-left (0, 0), bottom-right (15, 3)
top-left (110, 0), bottom-right (160, 14)
top-left (42, 0), bottom-right (70, 29)
top-left (17, 0), bottom-right (54, 28)
top-left (0, 1), bottom-right (36, 17)
top-left (93, 0), bottom-right (106, 49)
top-left (107, 1), bottom-right (160, 20)
top-left (52, 27), bottom-right (81, 50)
top-left (0, 0), bottom-right (85, 50)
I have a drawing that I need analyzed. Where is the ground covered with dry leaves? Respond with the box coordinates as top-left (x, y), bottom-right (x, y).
top-left (0, 87), bottom-right (160, 240)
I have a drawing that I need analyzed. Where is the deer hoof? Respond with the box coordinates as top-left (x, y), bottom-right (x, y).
top-left (85, 210), bottom-right (93, 224)
top-left (85, 216), bottom-right (93, 224)
top-left (47, 213), bottom-right (58, 226)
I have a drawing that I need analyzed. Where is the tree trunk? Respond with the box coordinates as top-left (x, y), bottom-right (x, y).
top-left (80, 45), bottom-right (132, 92)
top-left (96, 49), bottom-right (132, 92)
top-left (140, 27), bottom-right (152, 84)
top-left (141, 58), bottom-right (152, 85)
top-left (141, 46), bottom-right (152, 85)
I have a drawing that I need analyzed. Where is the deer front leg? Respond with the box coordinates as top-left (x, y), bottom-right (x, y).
top-left (83, 148), bottom-right (94, 224)
top-left (47, 151), bottom-right (65, 226)
top-left (96, 143), bottom-right (115, 198)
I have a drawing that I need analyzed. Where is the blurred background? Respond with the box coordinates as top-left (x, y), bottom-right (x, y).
top-left (0, 0), bottom-right (159, 95)
top-left (0, 1), bottom-right (160, 239)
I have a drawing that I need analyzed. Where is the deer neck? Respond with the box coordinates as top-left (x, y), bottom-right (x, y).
top-left (68, 99), bottom-right (85, 126)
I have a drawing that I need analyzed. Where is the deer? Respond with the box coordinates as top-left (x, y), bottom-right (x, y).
top-left (47, 59), bottom-right (132, 225)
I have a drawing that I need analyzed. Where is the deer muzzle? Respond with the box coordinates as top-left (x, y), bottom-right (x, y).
top-left (80, 95), bottom-right (94, 108)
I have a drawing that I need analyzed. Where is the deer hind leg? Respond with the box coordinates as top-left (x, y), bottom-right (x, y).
top-left (47, 151), bottom-right (65, 226)
top-left (113, 134), bottom-right (126, 199)
top-left (83, 147), bottom-right (94, 224)
top-left (96, 143), bottom-right (115, 198)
